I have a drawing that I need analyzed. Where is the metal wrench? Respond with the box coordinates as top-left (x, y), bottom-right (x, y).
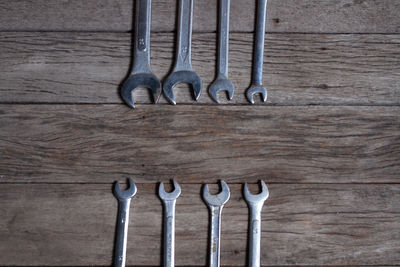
top-left (243, 180), bottom-right (269, 267)
top-left (159, 180), bottom-right (181, 267)
top-left (245, 0), bottom-right (268, 104)
top-left (202, 180), bottom-right (230, 267)
top-left (121, 0), bottom-right (161, 108)
top-left (113, 178), bottom-right (137, 267)
top-left (163, 0), bottom-right (202, 105)
top-left (208, 0), bottom-right (234, 103)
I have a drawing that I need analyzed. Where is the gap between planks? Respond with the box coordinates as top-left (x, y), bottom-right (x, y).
top-left (1, 103), bottom-right (400, 107)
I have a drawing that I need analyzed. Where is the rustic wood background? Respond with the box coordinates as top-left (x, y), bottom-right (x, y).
top-left (0, 0), bottom-right (399, 266)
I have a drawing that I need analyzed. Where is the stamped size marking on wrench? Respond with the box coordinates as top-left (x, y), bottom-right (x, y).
top-left (159, 180), bottom-right (181, 267)
top-left (208, 0), bottom-right (234, 103)
top-left (113, 178), bottom-right (137, 267)
top-left (121, 0), bottom-right (161, 108)
top-left (202, 180), bottom-right (230, 267)
top-left (246, 0), bottom-right (268, 104)
top-left (163, 0), bottom-right (202, 105)
top-left (243, 180), bottom-right (269, 267)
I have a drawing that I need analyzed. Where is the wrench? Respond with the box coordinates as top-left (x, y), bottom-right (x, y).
top-left (202, 180), bottom-right (230, 267)
top-left (163, 0), bottom-right (202, 105)
top-left (113, 178), bottom-right (137, 267)
top-left (243, 180), bottom-right (269, 267)
top-left (121, 0), bottom-right (161, 108)
top-left (245, 0), bottom-right (268, 104)
top-left (208, 0), bottom-right (234, 103)
top-left (159, 180), bottom-right (181, 267)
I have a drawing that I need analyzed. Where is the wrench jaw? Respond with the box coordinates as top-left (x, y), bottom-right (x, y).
top-left (163, 71), bottom-right (202, 105)
top-left (243, 180), bottom-right (269, 205)
top-left (158, 180), bottom-right (182, 201)
top-left (114, 178), bottom-right (138, 200)
top-left (246, 85), bottom-right (268, 104)
top-left (121, 73), bottom-right (162, 108)
top-left (208, 77), bottom-right (234, 103)
top-left (202, 180), bottom-right (231, 207)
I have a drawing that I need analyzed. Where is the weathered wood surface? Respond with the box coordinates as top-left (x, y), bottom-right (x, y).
top-left (1, 0), bottom-right (399, 266)
top-left (0, 105), bottom-right (399, 184)
top-left (1, 0), bottom-right (400, 33)
top-left (1, 32), bottom-right (399, 105)
top-left (1, 183), bottom-right (399, 266)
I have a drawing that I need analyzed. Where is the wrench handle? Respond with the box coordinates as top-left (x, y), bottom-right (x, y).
top-left (163, 200), bottom-right (176, 267)
top-left (174, 0), bottom-right (194, 71)
top-left (114, 199), bottom-right (131, 267)
top-left (252, 0), bottom-right (268, 85)
top-left (132, 0), bottom-right (152, 74)
top-left (217, 0), bottom-right (230, 79)
top-left (248, 206), bottom-right (262, 267)
top-left (208, 206), bottom-right (223, 267)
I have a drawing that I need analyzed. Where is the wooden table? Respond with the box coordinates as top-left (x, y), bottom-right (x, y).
top-left (0, 0), bottom-right (399, 266)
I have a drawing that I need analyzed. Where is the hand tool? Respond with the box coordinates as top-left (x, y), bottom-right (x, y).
top-left (113, 178), bottom-right (137, 267)
top-left (208, 0), bottom-right (234, 103)
top-left (159, 180), bottom-right (181, 267)
top-left (202, 180), bottom-right (230, 267)
top-left (163, 0), bottom-right (202, 105)
top-left (245, 0), bottom-right (268, 104)
top-left (243, 180), bottom-right (269, 267)
top-left (121, 0), bottom-right (161, 108)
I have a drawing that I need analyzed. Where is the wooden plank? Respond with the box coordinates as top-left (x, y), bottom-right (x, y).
top-left (0, 183), bottom-right (399, 266)
top-left (1, 32), bottom-right (399, 105)
top-left (0, 105), bottom-right (399, 184)
top-left (0, 0), bottom-right (399, 33)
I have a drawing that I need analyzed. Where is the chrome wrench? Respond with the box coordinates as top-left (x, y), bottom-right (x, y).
top-left (113, 178), bottom-right (137, 267)
top-left (121, 0), bottom-right (161, 108)
top-left (246, 0), bottom-right (268, 104)
top-left (159, 180), bottom-right (181, 267)
top-left (202, 180), bottom-right (230, 267)
top-left (163, 0), bottom-right (202, 104)
top-left (208, 0), bottom-right (234, 103)
top-left (243, 180), bottom-right (269, 267)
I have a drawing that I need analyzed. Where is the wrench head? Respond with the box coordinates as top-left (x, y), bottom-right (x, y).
top-left (114, 178), bottom-right (137, 200)
top-left (208, 77), bottom-right (234, 103)
top-left (163, 70), bottom-right (202, 105)
top-left (246, 85), bottom-right (268, 104)
top-left (158, 179), bottom-right (181, 201)
top-left (202, 180), bottom-right (230, 207)
top-left (121, 73), bottom-right (162, 108)
top-left (243, 180), bottom-right (269, 205)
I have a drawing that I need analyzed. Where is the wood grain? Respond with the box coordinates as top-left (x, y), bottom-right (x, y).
top-left (0, 183), bottom-right (399, 266)
top-left (0, 0), bottom-right (399, 33)
top-left (0, 1), bottom-right (399, 267)
top-left (0, 105), bottom-right (399, 184)
top-left (1, 32), bottom-right (399, 105)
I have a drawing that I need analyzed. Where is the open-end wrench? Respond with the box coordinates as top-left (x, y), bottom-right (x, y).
top-left (245, 0), bottom-right (268, 104)
top-left (113, 178), bottom-right (137, 267)
top-left (158, 180), bottom-right (181, 267)
top-left (202, 180), bottom-right (230, 267)
top-left (121, 0), bottom-right (161, 108)
top-left (208, 0), bottom-right (234, 103)
top-left (243, 180), bottom-right (269, 267)
top-left (163, 0), bottom-right (202, 105)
